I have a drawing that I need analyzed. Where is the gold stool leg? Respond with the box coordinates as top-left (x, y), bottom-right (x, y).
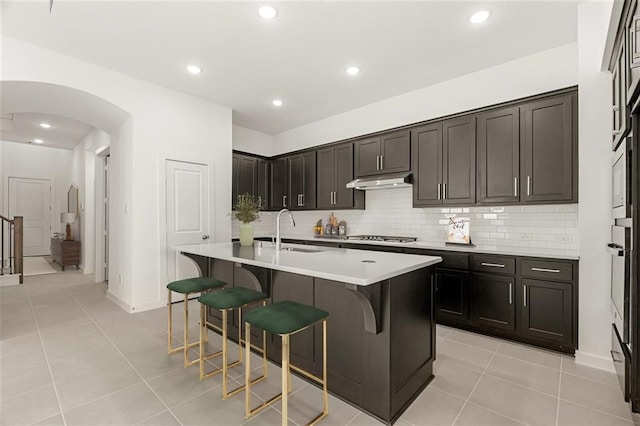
top-left (222, 309), bottom-right (229, 396)
top-left (199, 304), bottom-right (205, 379)
top-left (322, 320), bottom-right (329, 419)
top-left (282, 334), bottom-right (289, 426)
top-left (167, 289), bottom-right (173, 354)
top-left (245, 321), bottom-right (252, 417)
top-left (183, 293), bottom-right (190, 367)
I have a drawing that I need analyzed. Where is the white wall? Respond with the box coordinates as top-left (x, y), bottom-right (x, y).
top-left (272, 43), bottom-right (578, 154)
top-left (233, 125), bottom-right (273, 156)
top-left (2, 36), bottom-right (233, 312)
top-left (576, 1), bottom-right (616, 370)
top-left (1, 141), bottom-right (72, 238)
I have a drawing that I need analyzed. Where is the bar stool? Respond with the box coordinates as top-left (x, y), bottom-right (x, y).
top-left (244, 300), bottom-right (329, 426)
top-left (166, 277), bottom-right (226, 367)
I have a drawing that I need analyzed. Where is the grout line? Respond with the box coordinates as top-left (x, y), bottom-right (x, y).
top-left (464, 401), bottom-right (527, 425)
top-left (449, 342), bottom-right (500, 425)
top-left (556, 397), bottom-right (637, 424)
top-left (555, 355), bottom-right (563, 426)
top-left (560, 370), bottom-right (623, 389)
top-left (23, 281), bottom-right (69, 426)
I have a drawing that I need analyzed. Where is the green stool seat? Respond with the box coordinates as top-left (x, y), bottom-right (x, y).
top-left (198, 287), bottom-right (268, 310)
top-left (244, 300), bottom-right (329, 335)
top-left (167, 277), bottom-right (226, 294)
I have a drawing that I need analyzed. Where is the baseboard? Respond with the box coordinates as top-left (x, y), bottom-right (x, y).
top-left (131, 300), bottom-right (165, 313)
top-left (575, 350), bottom-right (616, 373)
top-left (0, 274), bottom-right (20, 287)
top-left (106, 290), bottom-right (133, 313)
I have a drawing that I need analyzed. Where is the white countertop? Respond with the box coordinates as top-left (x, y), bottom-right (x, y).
top-left (176, 242), bottom-right (442, 286)
top-left (265, 235), bottom-right (580, 261)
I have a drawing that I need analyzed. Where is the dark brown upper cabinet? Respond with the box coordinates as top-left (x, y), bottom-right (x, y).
top-left (288, 152), bottom-right (316, 210)
top-left (412, 117), bottom-right (475, 206)
top-left (270, 157), bottom-right (289, 210)
top-left (317, 143), bottom-right (363, 210)
top-left (477, 107), bottom-right (520, 204)
top-left (412, 123), bottom-right (442, 206)
top-left (613, 35), bottom-right (630, 151)
top-left (520, 93), bottom-right (577, 203)
top-left (627, 0), bottom-right (640, 100)
top-left (355, 130), bottom-right (410, 177)
top-left (232, 153), bottom-right (258, 208)
top-left (256, 159), bottom-right (270, 210)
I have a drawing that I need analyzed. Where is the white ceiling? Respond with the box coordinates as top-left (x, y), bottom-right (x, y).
top-left (0, 1), bottom-right (578, 136)
top-left (0, 112), bottom-right (94, 150)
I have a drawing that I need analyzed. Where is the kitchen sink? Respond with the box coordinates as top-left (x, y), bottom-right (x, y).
top-left (282, 247), bottom-right (324, 253)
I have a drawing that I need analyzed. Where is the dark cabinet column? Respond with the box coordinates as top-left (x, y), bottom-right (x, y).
top-left (316, 147), bottom-right (335, 209)
top-left (288, 155), bottom-right (303, 209)
top-left (355, 137), bottom-right (381, 177)
top-left (238, 155), bottom-right (257, 198)
top-left (435, 269), bottom-right (470, 323)
top-left (477, 107), bottom-right (520, 204)
top-left (335, 143), bottom-right (358, 208)
top-left (519, 279), bottom-right (573, 346)
top-left (380, 130), bottom-right (411, 174)
top-left (521, 94), bottom-right (576, 203)
top-left (443, 116), bottom-right (476, 205)
top-left (471, 273), bottom-right (515, 331)
top-left (302, 151), bottom-right (316, 209)
top-left (232, 154), bottom-right (239, 208)
top-left (412, 123), bottom-right (443, 206)
top-left (270, 157), bottom-right (288, 210)
top-left (256, 159), bottom-right (270, 210)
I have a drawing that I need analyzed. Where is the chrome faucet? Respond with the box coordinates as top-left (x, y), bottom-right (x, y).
top-left (276, 208), bottom-right (296, 251)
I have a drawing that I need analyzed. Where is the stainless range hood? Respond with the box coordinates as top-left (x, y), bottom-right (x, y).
top-left (346, 172), bottom-right (412, 190)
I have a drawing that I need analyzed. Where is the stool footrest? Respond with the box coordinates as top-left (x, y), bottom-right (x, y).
top-left (224, 373), bottom-right (267, 400)
top-left (201, 358), bottom-right (240, 380)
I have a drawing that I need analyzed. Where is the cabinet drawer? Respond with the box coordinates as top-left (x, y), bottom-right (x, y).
top-left (472, 255), bottom-right (515, 275)
top-left (437, 252), bottom-right (469, 270)
top-left (521, 260), bottom-right (573, 281)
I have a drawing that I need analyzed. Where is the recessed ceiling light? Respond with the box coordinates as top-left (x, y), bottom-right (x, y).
top-left (272, 99), bottom-right (284, 107)
top-left (346, 66), bottom-right (361, 76)
top-left (186, 65), bottom-right (202, 75)
top-left (258, 5), bottom-right (277, 20)
top-left (470, 10), bottom-right (490, 24)
top-left (33, 139), bottom-right (43, 144)
top-left (39, 122), bottom-right (51, 128)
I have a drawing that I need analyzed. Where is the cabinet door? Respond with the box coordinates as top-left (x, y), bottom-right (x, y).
top-left (435, 269), bottom-right (470, 323)
top-left (411, 123), bottom-right (443, 206)
top-left (380, 130), bottom-right (411, 174)
top-left (613, 41), bottom-right (629, 150)
top-left (519, 279), bottom-right (573, 346)
top-left (270, 157), bottom-right (288, 209)
top-left (471, 273), bottom-right (515, 331)
top-left (301, 151), bottom-right (316, 209)
top-left (521, 94), bottom-right (576, 203)
top-left (355, 137), bottom-right (381, 177)
top-left (317, 146), bottom-right (336, 209)
top-left (288, 155), bottom-right (303, 209)
top-left (256, 159), bottom-right (270, 210)
top-left (335, 143), bottom-right (356, 208)
top-left (442, 116), bottom-right (476, 205)
top-left (477, 107), bottom-right (520, 204)
top-left (627, 1), bottom-right (640, 99)
top-left (238, 155), bottom-right (257, 199)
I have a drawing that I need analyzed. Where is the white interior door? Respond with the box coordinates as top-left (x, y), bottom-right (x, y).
top-left (8, 177), bottom-right (52, 256)
top-left (166, 160), bottom-right (209, 283)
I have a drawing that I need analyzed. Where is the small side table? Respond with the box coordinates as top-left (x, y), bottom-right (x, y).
top-left (51, 238), bottom-right (81, 271)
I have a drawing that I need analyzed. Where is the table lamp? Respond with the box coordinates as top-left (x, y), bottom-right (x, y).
top-left (60, 212), bottom-right (76, 241)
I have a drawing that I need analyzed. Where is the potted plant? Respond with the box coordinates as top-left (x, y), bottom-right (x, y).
top-left (234, 193), bottom-right (261, 246)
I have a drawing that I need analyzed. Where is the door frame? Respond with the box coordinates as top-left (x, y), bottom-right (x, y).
top-left (95, 147), bottom-right (110, 283)
top-left (7, 176), bottom-right (53, 256)
top-left (158, 153), bottom-right (215, 302)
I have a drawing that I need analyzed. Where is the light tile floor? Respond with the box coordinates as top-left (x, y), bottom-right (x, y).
top-left (1, 268), bottom-right (639, 426)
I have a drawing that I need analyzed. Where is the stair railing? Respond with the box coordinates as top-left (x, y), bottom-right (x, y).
top-left (0, 215), bottom-right (23, 284)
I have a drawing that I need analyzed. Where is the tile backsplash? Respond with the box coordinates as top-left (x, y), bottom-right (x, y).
top-left (231, 187), bottom-right (578, 252)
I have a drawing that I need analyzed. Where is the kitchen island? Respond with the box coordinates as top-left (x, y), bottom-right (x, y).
top-left (176, 242), bottom-right (441, 424)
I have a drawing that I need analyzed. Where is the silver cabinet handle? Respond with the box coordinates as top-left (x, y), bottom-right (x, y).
top-left (481, 262), bottom-right (506, 268)
top-left (377, 155), bottom-right (381, 170)
top-left (443, 183), bottom-right (447, 200)
top-left (301, 193), bottom-right (304, 206)
top-left (283, 195), bottom-right (286, 207)
top-left (509, 283), bottom-right (512, 305)
top-left (258, 196), bottom-right (262, 208)
top-left (437, 183), bottom-right (441, 200)
top-left (523, 284), bottom-right (527, 307)
top-left (531, 267), bottom-right (560, 273)
top-left (527, 176), bottom-right (531, 196)
top-left (514, 177), bottom-right (518, 197)
top-left (332, 191), bottom-right (336, 205)
top-left (202, 235), bottom-right (209, 240)
top-left (380, 155), bottom-right (383, 170)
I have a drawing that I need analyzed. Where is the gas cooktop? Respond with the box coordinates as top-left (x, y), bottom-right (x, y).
top-left (347, 235), bottom-right (418, 243)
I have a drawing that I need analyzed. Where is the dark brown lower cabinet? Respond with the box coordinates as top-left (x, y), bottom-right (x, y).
top-left (471, 273), bottom-right (515, 332)
top-left (519, 279), bottom-right (573, 346)
top-left (435, 269), bottom-right (470, 323)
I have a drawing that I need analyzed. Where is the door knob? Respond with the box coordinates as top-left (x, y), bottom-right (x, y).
top-left (202, 235), bottom-right (209, 240)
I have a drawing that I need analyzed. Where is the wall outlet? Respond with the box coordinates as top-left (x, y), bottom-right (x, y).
top-left (556, 235), bottom-right (574, 243)
top-left (520, 233), bottom-right (532, 240)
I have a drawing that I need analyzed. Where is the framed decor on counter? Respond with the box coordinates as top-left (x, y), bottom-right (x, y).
top-left (446, 217), bottom-right (473, 246)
